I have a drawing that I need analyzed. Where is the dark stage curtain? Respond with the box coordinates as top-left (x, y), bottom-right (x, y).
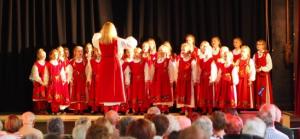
top-left (0, 0), bottom-right (266, 112)
top-left (295, 0), bottom-right (300, 116)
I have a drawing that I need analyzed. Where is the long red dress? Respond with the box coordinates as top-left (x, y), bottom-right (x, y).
top-left (218, 64), bottom-right (237, 109)
top-left (69, 59), bottom-right (87, 111)
top-left (58, 59), bottom-right (70, 108)
top-left (254, 51), bottom-right (273, 108)
top-left (96, 39), bottom-right (126, 104)
top-left (151, 58), bottom-right (173, 104)
top-left (176, 57), bottom-right (195, 108)
top-left (197, 58), bottom-right (215, 109)
top-left (89, 58), bottom-right (101, 109)
top-left (237, 59), bottom-right (255, 109)
top-left (46, 61), bottom-right (65, 113)
top-left (130, 59), bottom-right (147, 112)
top-left (30, 61), bottom-right (47, 112)
top-left (119, 59), bottom-right (131, 113)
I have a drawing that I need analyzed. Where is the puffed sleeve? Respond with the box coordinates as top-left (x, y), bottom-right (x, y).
top-left (44, 66), bottom-right (49, 86)
top-left (124, 66), bottom-right (131, 86)
top-left (92, 32), bottom-right (101, 49)
top-left (66, 64), bottom-right (73, 83)
top-left (86, 61), bottom-right (92, 83)
top-left (210, 61), bottom-right (218, 83)
top-left (168, 60), bottom-right (177, 83)
top-left (29, 64), bottom-right (43, 84)
top-left (232, 66), bottom-right (239, 85)
top-left (191, 59), bottom-right (198, 83)
top-left (249, 59), bottom-right (256, 81)
top-left (144, 63), bottom-right (150, 82)
top-left (261, 53), bottom-right (273, 72)
top-left (60, 67), bottom-right (67, 83)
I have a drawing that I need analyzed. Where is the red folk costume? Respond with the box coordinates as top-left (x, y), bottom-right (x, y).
top-left (214, 59), bottom-right (225, 108)
top-left (212, 48), bottom-right (221, 61)
top-left (96, 39), bottom-right (127, 110)
top-left (197, 58), bottom-right (217, 110)
top-left (46, 61), bottom-right (66, 113)
top-left (58, 59), bottom-right (70, 109)
top-left (176, 57), bottom-right (197, 109)
top-left (128, 59), bottom-right (149, 113)
top-left (217, 63), bottom-right (239, 109)
top-left (119, 59), bottom-right (132, 113)
top-left (151, 58), bottom-right (175, 112)
top-left (236, 59), bottom-right (256, 109)
top-left (29, 61), bottom-right (48, 113)
top-left (253, 51), bottom-right (273, 108)
top-left (232, 49), bottom-right (241, 63)
top-left (88, 58), bottom-right (102, 111)
top-left (69, 59), bottom-right (88, 112)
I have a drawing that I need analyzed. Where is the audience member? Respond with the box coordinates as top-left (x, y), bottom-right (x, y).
top-left (223, 114), bottom-right (245, 139)
top-left (165, 115), bottom-right (180, 135)
top-left (86, 123), bottom-right (112, 139)
top-left (94, 117), bottom-right (116, 138)
top-left (210, 111), bottom-right (226, 139)
top-left (0, 115), bottom-right (22, 139)
top-left (72, 117), bottom-right (91, 139)
top-left (147, 107), bottom-right (161, 115)
top-left (44, 117), bottom-right (64, 139)
top-left (151, 115), bottom-right (169, 139)
top-left (126, 119), bottom-right (156, 139)
top-left (167, 131), bottom-right (180, 139)
top-left (192, 116), bottom-right (213, 139)
top-left (258, 104), bottom-right (289, 139)
top-left (18, 112), bottom-right (43, 139)
top-left (117, 117), bottom-right (134, 136)
top-left (242, 117), bottom-right (266, 139)
top-left (179, 125), bottom-right (207, 139)
top-left (105, 110), bottom-right (120, 127)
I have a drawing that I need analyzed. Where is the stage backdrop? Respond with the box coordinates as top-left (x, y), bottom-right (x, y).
top-left (0, 0), bottom-right (267, 112)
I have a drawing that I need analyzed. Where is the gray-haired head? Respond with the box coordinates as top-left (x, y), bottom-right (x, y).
top-left (242, 117), bottom-right (266, 138)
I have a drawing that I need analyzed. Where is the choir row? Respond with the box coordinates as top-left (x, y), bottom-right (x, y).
top-left (29, 31), bottom-right (273, 115)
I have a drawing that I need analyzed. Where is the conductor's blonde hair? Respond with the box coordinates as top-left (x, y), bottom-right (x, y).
top-left (99, 22), bottom-right (118, 44)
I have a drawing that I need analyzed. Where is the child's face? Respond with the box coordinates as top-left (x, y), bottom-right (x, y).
top-left (134, 49), bottom-right (141, 58)
top-left (256, 42), bottom-right (265, 52)
top-left (211, 38), bottom-right (220, 48)
top-left (241, 48), bottom-right (249, 59)
top-left (186, 36), bottom-right (194, 46)
top-left (233, 39), bottom-right (242, 48)
top-left (64, 49), bottom-right (70, 58)
top-left (51, 51), bottom-right (59, 60)
top-left (142, 43), bottom-right (150, 52)
top-left (75, 48), bottom-right (83, 58)
top-left (58, 47), bottom-right (64, 57)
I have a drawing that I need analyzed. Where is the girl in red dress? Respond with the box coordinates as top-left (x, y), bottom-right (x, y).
top-left (253, 40), bottom-right (273, 109)
top-left (29, 48), bottom-right (48, 114)
top-left (214, 46), bottom-right (230, 108)
top-left (91, 22), bottom-right (136, 113)
top-left (57, 46), bottom-right (70, 111)
top-left (236, 45), bottom-right (256, 109)
top-left (120, 48), bottom-right (133, 114)
top-left (176, 43), bottom-right (198, 115)
top-left (46, 49), bottom-right (67, 114)
top-left (126, 48), bottom-right (150, 114)
top-left (211, 36), bottom-right (222, 61)
top-left (232, 37), bottom-right (243, 63)
top-left (185, 34), bottom-right (199, 59)
top-left (151, 45), bottom-right (176, 113)
top-left (69, 46), bottom-right (88, 114)
top-left (87, 47), bottom-right (102, 113)
top-left (218, 51), bottom-right (239, 109)
top-left (148, 38), bottom-right (157, 62)
top-left (197, 41), bottom-right (217, 114)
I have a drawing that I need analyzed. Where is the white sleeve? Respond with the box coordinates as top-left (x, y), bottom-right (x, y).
top-left (249, 59), bottom-right (256, 81)
top-left (86, 62), bottom-right (92, 83)
top-left (191, 60), bottom-right (198, 83)
top-left (149, 63), bottom-right (155, 81)
top-left (29, 64), bottom-right (42, 84)
top-left (67, 64), bottom-right (73, 82)
top-left (124, 66), bottom-right (131, 85)
top-left (261, 53), bottom-right (273, 72)
top-left (168, 61), bottom-right (176, 83)
top-left (60, 67), bottom-right (67, 82)
top-left (144, 63), bottom-right (150, 82)
top-left (92, 33), bottom-right (101, 49)
top-left (174, 60), bottom-right (179, 82)
top-left (209, 61), bottom-right (218, 83)
top-left (44, 66), bottom-right (49, 86)
top-left (232, 67), bottom-right (239, 85)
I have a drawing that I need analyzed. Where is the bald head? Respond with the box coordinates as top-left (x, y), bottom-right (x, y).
top-left (21, 111), bottom-right (35, 125)
top-left (258, 104), bottom-right (277, 126)
top-left (275, 106), bottom-right (282, 122)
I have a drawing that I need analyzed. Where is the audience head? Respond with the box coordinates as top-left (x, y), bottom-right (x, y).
top-left (179, 125), bottom-right (207, 139)
top-left (94, 117), bottom-right (114, 135)
top-left (21, 134), bottom-right (39, 139)
top-left (126, 118), bottom-right (156, 139)
top-left (44, 134), bottom-right (62, 139)
top-left (192, 116), bottom-right (213, 138)
top-left (224, 114), bottom-right (243, 134)
top-left (117, 117), bottom-right (134, 136)
top-left (151, 115), bottom-right (169, 136)
top-left (47, 117), bottom-right (64, 135)
top-left (168, 131), bottom-right (180, 139)
top-left (86, 123), bottom-right (112, 139)
top-left (0, 120), bottom-right (3, 131)
top-left (72, 117), bottom-right (91, 139)
top-left (210, 111), bottom-right (226, 131)
top-left (176, 116), bottom-right (191, 130)
top-left (242, 117), bottom-right (266, 138)
top-left (5, 114), bottom-right (22, 133)
top-left (21, 111), bottom-right (36, 125)
top-left (258, 103), bottom-right (277, 127)
top-left (147, 107), bottom-right (161, 115)
top-left (104, 110), bottom-right (120, 126)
